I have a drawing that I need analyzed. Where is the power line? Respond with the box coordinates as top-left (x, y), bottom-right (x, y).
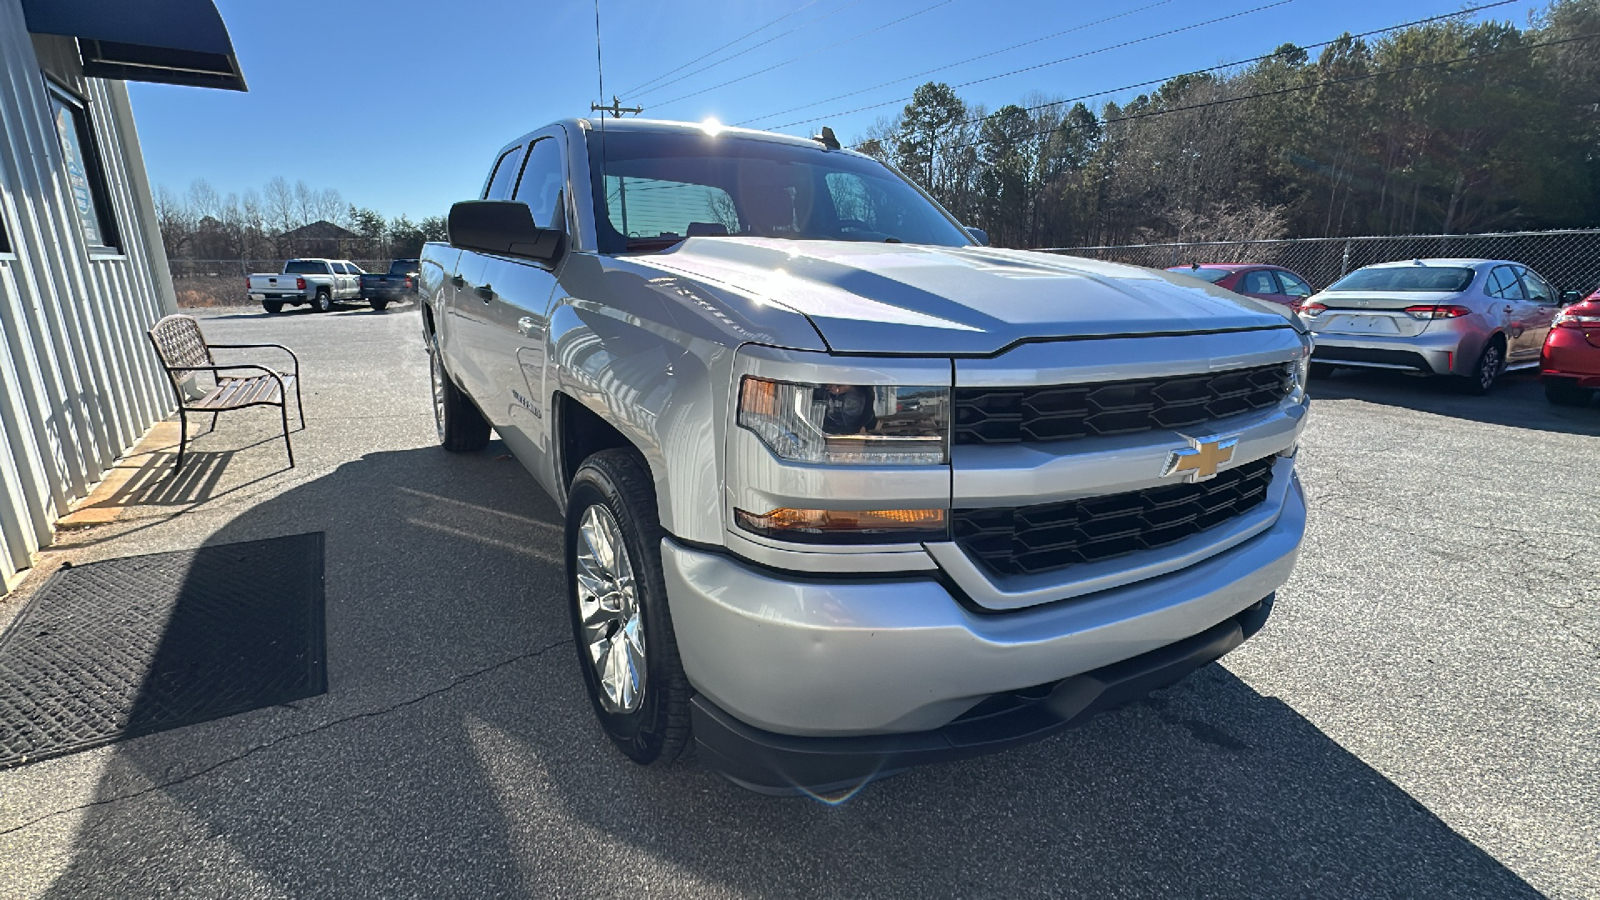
top-left (889, 0), bottom-right (1520, 149)
top-left (629, 0), bottom-right (872, 102)
top-left (934, 28), bottom-right (1598, 156)
top-left (619, 0), bottom-right (825, 97)
top-left (649, 0), bottom-right (962, 111)
top-left (736, 0), bottom-right (1222, 128)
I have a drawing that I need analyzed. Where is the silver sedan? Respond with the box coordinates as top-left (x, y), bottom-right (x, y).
top-left (1301, 258), bottom-right (1568, 393)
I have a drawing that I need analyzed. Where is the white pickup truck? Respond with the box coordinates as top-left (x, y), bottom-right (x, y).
top-left (247, 258), bottom-right (364, 313)
top-left (420, 118), bottom-right (1312, 795)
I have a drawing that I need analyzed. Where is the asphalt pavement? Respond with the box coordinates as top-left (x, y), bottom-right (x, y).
top-left (0, 302), bottom-right (1595, 899)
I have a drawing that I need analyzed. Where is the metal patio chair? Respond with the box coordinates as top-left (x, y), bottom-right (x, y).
top-left (147, 314), bottom-right (303, 475)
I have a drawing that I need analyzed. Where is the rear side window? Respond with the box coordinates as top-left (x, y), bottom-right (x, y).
top-left (484, 145), bottom-right (525, 200)
top-left (1241, 270), bottom-right (1277, 294)
top-left (1486, 266), bottom-right (1526, 300)
top-left (1328, 266), bottom-right (1475, 292)
top-left (513, 138), bottom-right (566, 229)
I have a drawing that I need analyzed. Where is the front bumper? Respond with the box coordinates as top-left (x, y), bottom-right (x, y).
top-left (663, 470), bottom-right (1304, 740)
top-left (1310, 327), bottom-right (1476, 376)
top-left (691, 595), bottom-right (1273, 795)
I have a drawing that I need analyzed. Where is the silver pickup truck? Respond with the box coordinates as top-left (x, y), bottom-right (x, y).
top-left (248, 258), bottom-right (364, 313)
top-left (420, 118), bottom-right (1312, 795)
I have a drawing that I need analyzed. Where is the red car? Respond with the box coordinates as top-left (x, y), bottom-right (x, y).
top-left (1541, 291), bottom-right (1600, 406)
top-left (1166, 263), bottom-right (1315, 310)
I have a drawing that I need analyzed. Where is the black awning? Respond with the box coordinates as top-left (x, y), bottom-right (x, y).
top-left (20, 0), bottom-right (246, 92)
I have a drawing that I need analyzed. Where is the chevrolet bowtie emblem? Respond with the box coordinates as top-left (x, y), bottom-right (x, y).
top-left (1162, 435), bottom-right (1238, 482)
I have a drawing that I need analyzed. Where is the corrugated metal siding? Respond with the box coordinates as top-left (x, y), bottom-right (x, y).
top-left (0, 0), bottom-right (178, 588)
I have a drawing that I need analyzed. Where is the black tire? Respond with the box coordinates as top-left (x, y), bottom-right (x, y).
top-left (1544, 381), bottom-right (1595, 407)
top-left (312, 289), bottom-right (333, 313)
top-left (263, 300), bottom-right (284, 314)
top-left (429, 337), bottom-right (490, 451)
top-left (370, 299), bottom-right (390, 312)
top-left (1308, 362), bottom-right (1338, 379)
top-left (565, 449), bottom-right (692, 766)
top-left (1458, 337), bottom-right (1505, 395)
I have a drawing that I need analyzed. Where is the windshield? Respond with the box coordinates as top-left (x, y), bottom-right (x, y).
top-left (587, 130), bottom-right (972, 253)
top-left (390, 260), bottom-right (418, 275)
top-left (1168, 267), bottom-right (1232, 284)
top-left (1328, 266), bottom-right (1475, 293)
top-left (283, 260), bottom-right (326, 274)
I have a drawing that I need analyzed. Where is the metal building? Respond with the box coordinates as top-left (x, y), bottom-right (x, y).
top-left (0, 0), bottom-right (244, 588)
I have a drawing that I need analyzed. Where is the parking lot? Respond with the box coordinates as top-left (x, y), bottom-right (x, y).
top-left (0, 304), bottom-right (1595, 899)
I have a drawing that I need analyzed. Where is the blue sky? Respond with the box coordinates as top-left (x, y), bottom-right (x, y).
top-left (127, 0), bottom-right (1527, 221)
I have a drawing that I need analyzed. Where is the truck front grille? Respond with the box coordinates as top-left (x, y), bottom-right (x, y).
top-left (953, 457), bottom-right (1275, 577)
top-left (953, 364), bottom-right (1290, 445)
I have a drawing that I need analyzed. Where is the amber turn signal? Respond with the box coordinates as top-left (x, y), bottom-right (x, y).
top-left (734, 507), bottom-right (948, 545)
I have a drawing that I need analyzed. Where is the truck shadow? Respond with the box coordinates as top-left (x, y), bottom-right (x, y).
top-left (1310, 368), bottom-right (1600, 436)
top-left (30, 445), bottom-right (1544, 898)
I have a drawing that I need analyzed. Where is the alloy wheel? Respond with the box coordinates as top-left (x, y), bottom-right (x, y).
top-left (574, 504), bottom-right (646, 714)
top-left (1479, 343), bottom-right (1502, 390)
top-left (429, 348), bottom-right (447, 442)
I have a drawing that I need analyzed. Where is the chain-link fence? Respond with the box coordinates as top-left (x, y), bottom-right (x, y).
top-left (1043, 229), bottom-right (1600, 295)
top-left (168, 259), bottom-right (398, 308)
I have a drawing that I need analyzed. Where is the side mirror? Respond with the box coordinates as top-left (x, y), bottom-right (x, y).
top-left (965, 226), bottom-right (989, 246)
top-left (1561, 290), bottom-right (1581, 304)
top-left (449, 200), bottom-right (564, 262)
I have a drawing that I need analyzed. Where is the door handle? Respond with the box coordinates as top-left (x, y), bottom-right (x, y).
top-left (476, 284), bottom-right (495, 302)
top-left (517, 316), bottom-right (535, 336)
top-left (450, 275), bottom-right (464, 288)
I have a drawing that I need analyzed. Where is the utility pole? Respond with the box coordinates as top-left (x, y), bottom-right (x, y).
top-left (591, 96), bottom-right (643, 119)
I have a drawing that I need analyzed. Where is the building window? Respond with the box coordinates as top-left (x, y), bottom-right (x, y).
top-left (47, 84), bottom-right (120, 253)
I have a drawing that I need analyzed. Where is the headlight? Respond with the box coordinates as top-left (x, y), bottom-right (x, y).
top-left (737, 376), bottom-right (949, 465)
top-left (1285, 343), bottom-right (1311, 400)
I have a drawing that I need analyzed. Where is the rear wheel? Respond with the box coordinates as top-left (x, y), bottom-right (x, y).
top-left (262, 300), bottom-right (284, 314)
top-left (429, 337), bottom-right (490, 451)
top-left (1544, 381), bottom-right (1595, 407)
top-left (565, 449), bottom-right (692, 766)
top-left (1458, 338), bottom-right (1504, 395)
top-left (370, 299), bottom-right (389, 312)
top-left (312, 289), bottom-right (333, 313)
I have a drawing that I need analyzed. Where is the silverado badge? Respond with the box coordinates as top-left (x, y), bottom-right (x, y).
top-left (1162, 435), bottom-right (1238, 483)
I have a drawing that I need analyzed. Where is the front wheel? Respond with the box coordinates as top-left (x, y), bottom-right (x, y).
top-left (1544, 381), bottom-right (1595, 407)
top-left (566, 449), bottom-right (692, 766)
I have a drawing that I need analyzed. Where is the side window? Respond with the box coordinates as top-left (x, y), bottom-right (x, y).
top-left (1519, 267), bottom-right (1556, 304)
top-left (0, 206), bottom-right (11, 254)
top-left (512, 138), bottom-right (566, 229)
top-left (1241, 270), bottom-right (1277, 294)
top-left (1487, 266), bottom-right (1525, 300)
top-left (332, 262), bottom-right (348, 275)
top-left (48, 85), bottom-right (120, 252)
top-left (1276, 271), bottom-right (1312, 297)
top-left (483, 146), bottom-right (525, 200)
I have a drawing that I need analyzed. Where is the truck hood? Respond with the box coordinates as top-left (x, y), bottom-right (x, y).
top-left (639, 238), bottom-right (1299, 355)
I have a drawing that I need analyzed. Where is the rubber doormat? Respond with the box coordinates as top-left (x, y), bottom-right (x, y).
top-left (0, 533), bottom-right (327, 768)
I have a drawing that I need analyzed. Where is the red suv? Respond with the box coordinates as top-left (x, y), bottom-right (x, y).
top-left (1541, 291), bottom-right (1600, 406)
top-left (1167, 264), bottom-right (1315, 310)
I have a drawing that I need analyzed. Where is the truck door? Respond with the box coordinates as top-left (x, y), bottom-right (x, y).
top-left (450, 142), bottom-right (528, 419)
top-left (478, 132), bottom-right (567, 471)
